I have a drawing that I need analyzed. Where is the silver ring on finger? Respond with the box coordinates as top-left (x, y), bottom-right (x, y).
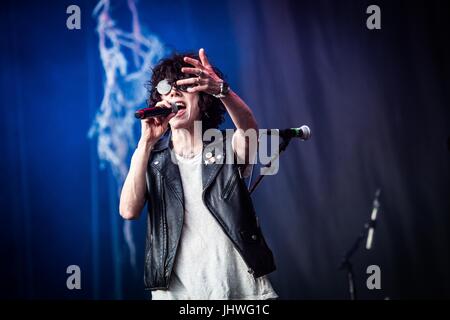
top-left (197, 69), bottom-right (203, 77)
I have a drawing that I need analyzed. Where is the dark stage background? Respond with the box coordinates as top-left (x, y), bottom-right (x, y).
top-left (1, 0), bottom-right (449, 299)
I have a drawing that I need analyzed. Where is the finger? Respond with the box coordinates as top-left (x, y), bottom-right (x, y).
top-left (163, 112), bottom-right (176, 126)
top-left (199, 48), bottom-right (211, 67)
top-left (143, 118), bottom-right (156, 126)
top-left (184, 56), bottom-right (202, 68)
top-left (154, 116), bottom-right (163, 126)
top-left (155, 100), bottom-right (173, 109)
top-left (187, 84), bottom-right (208, 93)
top-left (176, 77), bottom-right (201, 86)
top-left (181, 67), bottom-right (204, 76)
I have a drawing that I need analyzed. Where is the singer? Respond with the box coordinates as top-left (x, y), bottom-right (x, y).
top-left (119, 48), bottom-right (277, 300)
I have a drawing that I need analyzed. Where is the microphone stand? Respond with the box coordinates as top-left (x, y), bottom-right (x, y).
top-left (248, 127), bottom-right (311, 193)
top-left (338, 230), bottom-right (365, 300)
top-left (338, 189), bottom-right (381, 300)
top-left (248, 135), bottom-right (292, 195)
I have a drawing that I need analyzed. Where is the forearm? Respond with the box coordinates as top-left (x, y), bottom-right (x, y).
top-left (119, 141), bottom-right (153, 220)
top-left (221, 90), bottom-right (258, 132)
top-left (221, 90), bottom-right (259, 167)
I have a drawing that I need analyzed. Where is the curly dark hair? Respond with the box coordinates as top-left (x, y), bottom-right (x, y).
top-left (146, 52), bottom-right (226, 131)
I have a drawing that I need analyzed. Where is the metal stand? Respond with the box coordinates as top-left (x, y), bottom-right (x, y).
top-left (338, 189), bottom-right (381, 300)
top-left (249, 136), bottom-right (292, 195)
top-left (338, 230), bottom-right (366, 300)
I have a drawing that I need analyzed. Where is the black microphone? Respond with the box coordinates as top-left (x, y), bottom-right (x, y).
top-left (134, 103), bottom-right (182, 119)
top-left (269, 125), bottom-right (311, 140)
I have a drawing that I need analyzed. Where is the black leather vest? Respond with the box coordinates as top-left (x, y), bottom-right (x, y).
top-left (144, 130), bottom-right (276, 290)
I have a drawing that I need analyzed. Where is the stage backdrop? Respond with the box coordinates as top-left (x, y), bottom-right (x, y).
top-left (1, 0), bottom-right (449, 299)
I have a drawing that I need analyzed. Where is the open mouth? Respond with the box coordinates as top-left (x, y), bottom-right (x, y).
top-left (174, 102), bottom-right (186, 110)
top-left (174, 102), bottom-right (187, 117)
top-left (175, 103), bottom-right (187, 117)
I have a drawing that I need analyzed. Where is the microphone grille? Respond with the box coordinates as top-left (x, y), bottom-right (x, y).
top-left (300, 125), bottom-right (311, 140)
top-left (171, 102), bottom-right (179, 113)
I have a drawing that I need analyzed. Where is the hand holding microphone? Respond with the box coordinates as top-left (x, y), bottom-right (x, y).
top-left (137, 101), bottom-right (179, 147)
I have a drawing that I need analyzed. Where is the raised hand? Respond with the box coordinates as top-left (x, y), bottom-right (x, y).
top-left (139, 100), bottom-right (175, 146)
top-left (176, 48), bottom-right (223, 96)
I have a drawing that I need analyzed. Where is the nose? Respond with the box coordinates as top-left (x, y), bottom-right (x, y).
top-left (169, 86), bottom-right (182, 97)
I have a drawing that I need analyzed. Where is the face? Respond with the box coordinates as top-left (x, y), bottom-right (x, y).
top-left (159, 80), bottom-right (201, 130)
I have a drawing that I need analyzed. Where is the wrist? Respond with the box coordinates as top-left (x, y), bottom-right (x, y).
top-left (137, 139), bottom-right (155, 153)
top-left (212, 81), bottom-right (230, 99)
